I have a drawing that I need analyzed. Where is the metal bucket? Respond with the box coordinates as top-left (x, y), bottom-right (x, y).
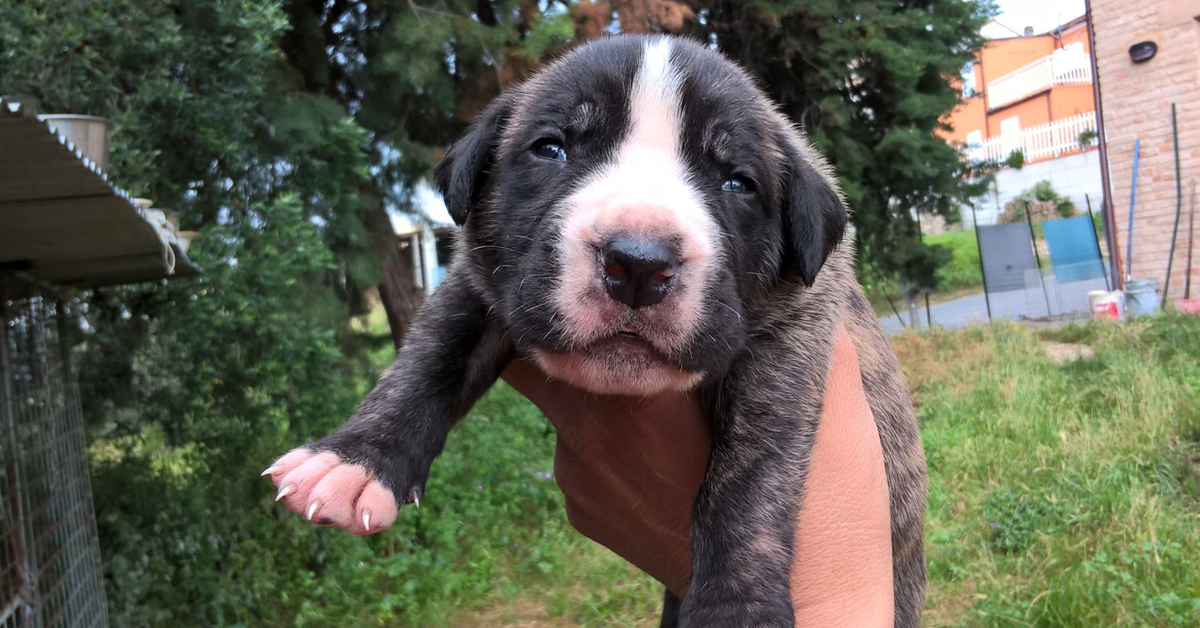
top-left (37, 114), bottom-right (115, 172)
top-left (1125, 278), bottom-right (1161, 319)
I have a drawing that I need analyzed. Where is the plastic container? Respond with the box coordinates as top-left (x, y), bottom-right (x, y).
top-left (1090, 290), bottom-right (1125, 320)
top-left (38, 114), bottom-right (115, 172)
top-left (1124, 278), bottom-right (1161, 319)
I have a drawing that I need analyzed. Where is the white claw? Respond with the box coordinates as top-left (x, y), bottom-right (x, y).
top-left (362, 512), bottom-right (371, 531)
top-left (414, 495), bottom-right (420, 509)
top-left (306, 501), bottom-right (320, 521)
top-left (275, 485), bottom-right (294, 501)
top-left (261, 465), bottom-right (279, 477)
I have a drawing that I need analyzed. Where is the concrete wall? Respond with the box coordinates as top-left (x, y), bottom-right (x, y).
top-left (967, 148), bottom-right (1105, 225)
top-left (1091, 0), bottom-right (1200, 299)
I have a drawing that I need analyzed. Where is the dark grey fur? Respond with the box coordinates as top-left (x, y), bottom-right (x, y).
top-left (302, 35), bottom-right (925, 627)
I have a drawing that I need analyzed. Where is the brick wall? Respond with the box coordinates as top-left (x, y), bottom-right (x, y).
top-left (1091, 0), bottom-right (1200, 301)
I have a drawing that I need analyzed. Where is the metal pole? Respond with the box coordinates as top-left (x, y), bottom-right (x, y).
top-left (914, 210), bottom-right (926, 329)
top-left (1126, 139), bottom-right (1141, 283)
top-left (1085, 194), bottom-right (1111, 290)
top-left (971, 203), bottom-right (993, 321)
top-left (875, 271), bottom-right (906, 329)
top-left (1024, 201), bottom-right (1054, 315)
top-left (1084, 0), bottom-right (1123, 288)
top-left (1186, 181), bottom-right (1196, 300)
top-left (883, 288), bottom-right (906, 329)
top-left (924, 292), bottom-right (932, 327)
top-left (1164, 104), bottom-right (1184, 302)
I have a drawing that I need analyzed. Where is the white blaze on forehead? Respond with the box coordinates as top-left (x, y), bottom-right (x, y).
top-left (550, 36), bottom-right (719, 368)
top-left (561, 38), bottom-right (715, 260)
top-left (630, 38), bottom-right (683, 156)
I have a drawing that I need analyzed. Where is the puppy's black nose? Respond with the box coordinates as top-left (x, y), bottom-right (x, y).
top-left (600, 236), bottom-right (678, 309)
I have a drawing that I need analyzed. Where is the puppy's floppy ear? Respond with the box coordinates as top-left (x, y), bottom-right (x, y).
top-left (434, 97), bottom-right (510, 225)
top-left (780, 140), bottom-right (848, 286)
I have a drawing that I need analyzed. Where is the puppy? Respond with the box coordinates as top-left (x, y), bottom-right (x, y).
top-left (267, 34), bottom-right (926, 627)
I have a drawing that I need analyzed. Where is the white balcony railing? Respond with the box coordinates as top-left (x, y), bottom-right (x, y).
top-left (986, 47), bottom-right (1093, 109)
top-left (965, 111), bottom-right (1097, 164)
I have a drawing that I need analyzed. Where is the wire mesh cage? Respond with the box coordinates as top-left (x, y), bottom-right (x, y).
top-left (1, 277), bottom-right (108, 628)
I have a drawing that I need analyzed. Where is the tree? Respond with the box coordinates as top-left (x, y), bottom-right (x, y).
top-left (671, 0), bottom-right (993, 294)
top-left (276, 0), bottom-right (576, 347)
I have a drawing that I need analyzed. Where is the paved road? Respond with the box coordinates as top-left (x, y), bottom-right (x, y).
top-left (879, 275), bottom-right (1109, 334)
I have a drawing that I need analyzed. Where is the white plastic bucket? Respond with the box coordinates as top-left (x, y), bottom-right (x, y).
top-left (1090, 290), bottom-right (1125, 320)
top-left (38, 114), bottom-right (115, 172)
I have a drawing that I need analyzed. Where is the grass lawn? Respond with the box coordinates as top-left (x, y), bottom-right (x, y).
top-left (305, 315), bottom-right (1200, 626)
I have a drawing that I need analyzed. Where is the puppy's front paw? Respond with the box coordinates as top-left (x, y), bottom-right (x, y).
top-left (264, 447), bottom-right (416, 535)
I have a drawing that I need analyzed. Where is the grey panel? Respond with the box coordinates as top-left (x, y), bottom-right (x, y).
top-left (978, 223), bottom-right (1039, 293)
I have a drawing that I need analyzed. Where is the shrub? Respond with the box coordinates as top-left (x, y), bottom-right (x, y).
top-left (999, 180), bottom-right (1076, 224)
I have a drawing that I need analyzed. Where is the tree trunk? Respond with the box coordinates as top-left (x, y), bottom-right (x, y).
top-left (360, 184), bottom-right (424, 349)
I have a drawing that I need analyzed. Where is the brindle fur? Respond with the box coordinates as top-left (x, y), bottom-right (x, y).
top-left (303, 35), bottom-right (925, 628)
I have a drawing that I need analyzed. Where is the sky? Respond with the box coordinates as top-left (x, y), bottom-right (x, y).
top-left (982, 0), bottom-right (1088, 38)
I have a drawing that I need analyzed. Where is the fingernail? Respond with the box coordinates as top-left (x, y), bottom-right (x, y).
top-left (362, 512), bottom-right (371, 531)
top-left (306, 501), bottom-right (320, 521)
top-left (275, 485), bottom-right (294, 501)
top-left (261, 465), bottom-right (279, 477)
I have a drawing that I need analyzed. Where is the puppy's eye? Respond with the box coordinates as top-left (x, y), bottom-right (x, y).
top-left (532, 139), bottom-right (567, 162)
top-left (721, 176), bottom-right (755, 194)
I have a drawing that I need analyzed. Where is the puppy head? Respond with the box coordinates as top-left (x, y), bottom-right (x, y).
top-left (436, 35), bottom-right (846, 396)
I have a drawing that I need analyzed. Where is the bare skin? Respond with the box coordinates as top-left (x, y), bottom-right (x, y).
top-left (270, 325), bottom-right (894, 626)
top-left (504, 324), bottom-right (894, 626)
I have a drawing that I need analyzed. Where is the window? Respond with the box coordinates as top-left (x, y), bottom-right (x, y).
top-left (967, 130), bottom-right (984, 163)
top-left (1000, 116), bottom-right (1022, 159)
top-left (961, 62), bottom-right (977, 97)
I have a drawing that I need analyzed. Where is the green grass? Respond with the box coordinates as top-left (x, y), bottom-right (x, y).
top-left (903, 316), bottom-right (1200, 626)
top-left (926, 230), bottom-right (984, 293)
top-left (296, 315), bottom-right (1200, 626)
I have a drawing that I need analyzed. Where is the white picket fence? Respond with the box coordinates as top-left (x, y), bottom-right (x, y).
top-left (966, 111), bottom-right (1097, 164)
top-left (986, 50), bottom-right (1093, 109)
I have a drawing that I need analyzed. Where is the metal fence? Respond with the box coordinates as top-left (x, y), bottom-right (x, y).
top-left (1, 277), bottom-right (108, 628)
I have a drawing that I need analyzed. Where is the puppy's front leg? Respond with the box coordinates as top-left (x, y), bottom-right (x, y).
top-left (266, 269), bottom-right (512, 532)
top-left (680, 354), bottom-right (826, 627)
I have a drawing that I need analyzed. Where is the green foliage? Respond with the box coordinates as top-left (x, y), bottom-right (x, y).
top-left (685, 0), bottom-right (996, 292)
top-left (925, 229), bottom-right (983, 292)
top-left (292, 384), bottom-right (660, 626)
top-left (1004, 148), bottom-right (1026, 169)
top-left (0, 0), bottom-right (286, 205)
top-left (1000, 180), bottom-right (1077, 225)
top-left (84, 197), bottom-right (366, 625)
top-left (1023, 180), bottom-right (1077, 217)
top-left (1078, 128), bottom-right (1098, 147)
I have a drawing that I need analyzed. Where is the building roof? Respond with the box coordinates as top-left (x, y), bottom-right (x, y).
top-left (0, 97), bottom-right (200, 289)
top-left (983, 13), bottom-right (1089, 42)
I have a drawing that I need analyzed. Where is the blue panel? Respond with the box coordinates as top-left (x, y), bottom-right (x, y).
top-left (1044, 216), bottom-right (1105, 283)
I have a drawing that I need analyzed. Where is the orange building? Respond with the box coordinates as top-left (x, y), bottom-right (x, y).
top-left (944, 15), bottom-right (1099, 166)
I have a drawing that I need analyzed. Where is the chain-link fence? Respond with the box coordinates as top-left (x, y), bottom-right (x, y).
top-left (1, 277), bottom-right (108, 628)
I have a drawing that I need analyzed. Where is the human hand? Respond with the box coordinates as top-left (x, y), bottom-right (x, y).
top-left (502, 325), bottom-right (895, 626)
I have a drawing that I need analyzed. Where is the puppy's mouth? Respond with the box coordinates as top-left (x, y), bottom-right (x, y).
top-left (530, 327), bottom-right (702, 395)
top-left (582, 329), bottom-right (671, 364)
